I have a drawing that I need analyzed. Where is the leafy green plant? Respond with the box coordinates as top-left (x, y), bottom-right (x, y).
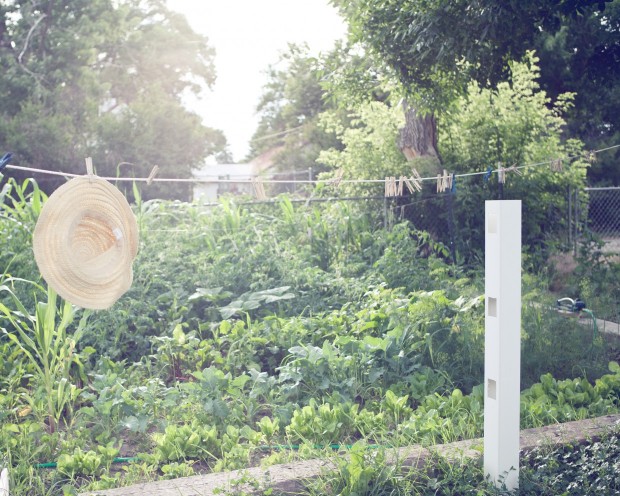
top-left (219, 286), bottom-right (295, 319)
top-left (307, 441), bottom-right (410, 496)
top-left (520, 362), bottom-right (620, 427)
top-left (161, 461), bottom-right (195, 479)
top-left (152, 421), bottom-right (220, 463)
top-left (286, 399), bottom-right (359, 445)
top-left (57, 444), bottom-right (119, 478)
top-left (0, 284), bottom-right (90, 432)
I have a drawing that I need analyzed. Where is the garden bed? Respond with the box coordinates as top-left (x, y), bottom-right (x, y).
top-left (82, 414), bottom-right (620, 496)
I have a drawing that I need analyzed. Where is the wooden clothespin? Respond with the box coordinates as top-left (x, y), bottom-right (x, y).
top-left (147, 165), bottom-right (159, 185)
top-left (403, 176), bottom-right (416, 194)
top-left (497, 163), bottom-right (506, 184)
top-left (331, 168), bottom-right (344, 188)
top-left (550, 158), bottom-right (563, 172)
top-left (397, 176), bottom-right (405, 196)
top-left (403, 177), bottom-right (413, 194)
top-left (505, 163), bottom-right (522, 176)
top-left (85, 157), bottom-right (94, 181)
top-left (390, 176), bottom-right (398, 196)
top-left (403, 169), bottom-right (422, 193)
top-left (586, 151), bottom-right (597, 163)
top-left (444, 170), bottom-right (452, 191)
top-left (437, 170), bottom-right (451, 193)
top-left (251, 177), bottom-right (267, 200)
top-left (411, 168), bottom-right (422, 192)
top-left (385, 176), bottom-right (397, 197)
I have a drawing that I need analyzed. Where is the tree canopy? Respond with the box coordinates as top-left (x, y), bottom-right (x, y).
top-left (247, 43), bottom-right (345, 185)
top-left (0, 0), bottom-right (227, 199)
top-left (331, 0), bottom-right (619, 183)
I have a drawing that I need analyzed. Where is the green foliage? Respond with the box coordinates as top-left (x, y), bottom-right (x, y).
top-left (307, 441), bottom-right (415, 496)
top-left (0, 0), bottom-right (226, 200)
top-left (317, 101), bottom-right (408, 196)
top-left (441, 53), bottom-right (575, 169)
top-left (248, 43), bottom-right (343, 178)
top-left (521, 362), bottom-right (620, 427)
top-left (438, 54), bottom-right (588, 259)
top-left (286, 400), bottom-right (359, 445)
top-left (569, 236), bottom-right (620, 324)
top-left (160, 461), bottom-right (195, 480)
top-left (0, 176), bottom-right (46, 287)
top-left (0, 285), bottom-right (90, 432)
top-left (520, 428), bottom-right (620, 494)
top-left (152, 422), bottom-right (219, 463)
top-left (521, 276), bottom-right (609, 387)
top-left (317, 55), bottom-right (589, 261)
top-left (337, 0), bottom-right (599, 93)
top-left (57, 444), bottom-right (118, 478)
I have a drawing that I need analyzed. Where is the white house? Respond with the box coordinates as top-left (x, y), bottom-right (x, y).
top-left (192, 147), bottom-right (284, 202)
top-left (192, 163), bottom-right (255, 202)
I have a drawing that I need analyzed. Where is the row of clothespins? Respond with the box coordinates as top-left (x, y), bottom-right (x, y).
top-left (384, 157), bottom-right (570, 198)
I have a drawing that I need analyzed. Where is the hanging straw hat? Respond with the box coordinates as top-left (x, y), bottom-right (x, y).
top-left (33, 175), bottom-right (139, 310)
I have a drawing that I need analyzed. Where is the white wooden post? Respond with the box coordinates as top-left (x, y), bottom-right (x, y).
top-left (484, 200), bottom-right (521, 490)
top-left (0, 467), bottom-right (8, 496)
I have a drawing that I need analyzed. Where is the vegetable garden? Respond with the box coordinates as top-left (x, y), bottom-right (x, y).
top-left (0, 174), bottom-right (619, 495)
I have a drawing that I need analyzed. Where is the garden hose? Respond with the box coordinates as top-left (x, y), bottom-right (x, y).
top-left (33, 444), bottom-right (384, 469)
top-left (556, 297), bottom-right (598, 349)
top-left (34, 457), bottom-right (141, 469)
top-left (581, 308), bottom-right (599, 351)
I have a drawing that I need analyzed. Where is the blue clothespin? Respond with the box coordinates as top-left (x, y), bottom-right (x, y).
top-left (483, 166), bottom-right (492, 183)
top-left (0, 152), bottom-right (12, 172)
top-left (450, 173), bottom-right (456, 193)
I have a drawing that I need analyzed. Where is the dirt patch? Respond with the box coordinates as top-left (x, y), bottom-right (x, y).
top-left (602, 238), bottom-right (620, 253)
top-left (548, 252), bottom-right (579, 292)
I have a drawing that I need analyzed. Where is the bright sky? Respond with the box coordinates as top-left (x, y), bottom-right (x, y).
top-left (167, 1), bottom-right (347, 162)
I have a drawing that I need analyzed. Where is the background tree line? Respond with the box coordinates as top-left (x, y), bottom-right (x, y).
top-left (0, 0), bottom-right (228, 200)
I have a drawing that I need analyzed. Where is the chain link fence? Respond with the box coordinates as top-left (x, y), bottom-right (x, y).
top-left (569, 186), bottom-right (620, 329)
top-left (584, 187), bottom-right (620, 247)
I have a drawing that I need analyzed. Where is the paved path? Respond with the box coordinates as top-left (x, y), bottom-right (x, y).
top-left (82, 414), bottom-right (620, 496)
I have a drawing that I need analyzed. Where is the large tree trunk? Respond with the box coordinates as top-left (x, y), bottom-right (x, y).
top-left (397, 103), bottom-right (440, 163)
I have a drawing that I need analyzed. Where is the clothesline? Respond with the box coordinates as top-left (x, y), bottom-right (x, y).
top-left (2, 144), bottom-right (619, 186)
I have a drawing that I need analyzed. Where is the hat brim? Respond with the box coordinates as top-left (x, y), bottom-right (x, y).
top-left (33, 176), bottom-right (138, 310)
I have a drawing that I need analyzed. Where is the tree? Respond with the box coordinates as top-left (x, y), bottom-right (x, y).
top-left (534, 1), bottom-right (620, 184)
top-left (440, 53), bottom-right (589, 256)
top-left (248, 43), bottom-right (344, 188)
top-left (0, 0), bottom-right (228, 199)
top-left (331, 0), bottom-right (618, 183)
top-left (318, 54), bottom-right (589, 259)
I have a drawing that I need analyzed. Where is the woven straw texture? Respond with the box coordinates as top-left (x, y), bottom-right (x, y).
top-left (33, 176), bottom-right (138, 310)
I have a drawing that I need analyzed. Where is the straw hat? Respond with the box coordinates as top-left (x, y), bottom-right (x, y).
top-left (33, 176), bottom-right (139, 310)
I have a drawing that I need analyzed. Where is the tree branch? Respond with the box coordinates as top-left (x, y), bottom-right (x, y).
top-left (18, 12), bottom-right (46, 66)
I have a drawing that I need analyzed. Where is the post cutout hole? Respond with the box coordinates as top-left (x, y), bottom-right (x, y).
top-left (488, 379), bottom-right (497, 400)
top-left (488, 213), bottom-right (498, 234)
top-left (488, 297), bottom-right (497, 317)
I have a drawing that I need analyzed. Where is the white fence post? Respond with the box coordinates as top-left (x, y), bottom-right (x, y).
top-left (484, 200), bottom-right (521, 490)
top-left (0, 467), bottom-right (8, 496)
